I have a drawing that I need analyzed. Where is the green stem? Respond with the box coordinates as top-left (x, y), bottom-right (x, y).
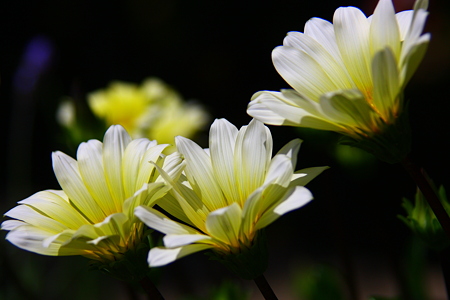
top-left (401, 156), bottom-right (450, 240)
top-left (139, 276), bottom-right (164, 300)
top-left (254, 274), bottom-right (278, 300)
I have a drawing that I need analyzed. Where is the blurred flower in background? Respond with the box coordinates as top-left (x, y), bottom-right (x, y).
top-left (57, 78), bottom-right (209, 153)
top-left (2, 125), bottom-right (184, 281)
top-left (248, 0), bottom-right (429, 163)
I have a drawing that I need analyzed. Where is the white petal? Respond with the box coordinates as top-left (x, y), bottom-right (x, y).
top-left (151, 162), bottom-right (209, 232)
top-left (396, 10), bottom-right (413, 40)
top-left (1, 220), bottom-right (26, 231)
top-left (256, 186), bottom-right (313, 230)
top-left (205, 203), bottom-right (242, 247)
top-left (5, 225), bottom-right (61, 256)
top-left (148, 244), bottom-right (214, 267)
top-left (401, 9), bottom-right (429, 66)
top-left (121, 138), bottom-right (154, 198)
top-left (233, 120), bottom-right (269, 201)
top-left (93, 212), bottom-right (128, 238)
top-left (154, 190), bottom-right (193, 226)
top-left (134, 205), bottom-right (199, 235)
top-left (290, 166), bottom-right (329, 187)
top-left (275, 139), bottom-right (302, 170)
top-left (369, 0), bottom-right (401, 58)
top-left (129, 142), bottom-right (168, 195)
top-left (273, 46), bottom-right (342, 101)
top-left (334, 6), bottom-right (372, 93)
top-left (304, 17), bottom-right (341, 63)
top-left (163, 234), bottom-right (212, 248)
top-left (264, 154), bottom-right (293, 188)
top-left (284, 31), bottom-right (354, 90)
top-left (414, 0), bottom-right (428, 10)
top-left (248, 95), bottom-right (295, 126)
top-left (319, 89), bottom-right (375, 131)
top-left (241, 187), bottom-right (264, 235)
top-left (77, 140), bottom-right (116, 216)
top-left (273, 186), bottom-right (313, 214)
top-left (52, 151), bottom-right (106, 223)
top-left (158, 151), bottom-right (185, 183)
top-left (102, 125), bottom-right (131, 210)
top-left (209, 119), bottom-right (240, 203)
top-left (399, 36), bottom-right (429, 87)
top-left (18, 190), bottom-right (88, 229)
top-left (5, 204), bottom-right (68, 233)
top-left (249, 91), bottom-right (345, 132)
top-left (175, 136), bottom-right (227, 211)
top-left (371, 47), bottom-right (400, 119)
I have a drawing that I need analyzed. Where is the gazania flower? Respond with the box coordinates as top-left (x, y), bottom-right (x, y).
top-left (2, 125), bottom-right (184, 265)
top-left (248, 0), bottom-right (429, 140)
top-left (135, 119), bottom-right (327, 277)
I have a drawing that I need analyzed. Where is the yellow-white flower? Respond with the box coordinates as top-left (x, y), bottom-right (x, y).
top-left (135, 119), bottom-right (327, 267)
top-left (88, 78), bottom-right (209, 147)
top-left (2, 125), bottom-right (184, 263)
top-left (248, 0), bottom-right (429, 138)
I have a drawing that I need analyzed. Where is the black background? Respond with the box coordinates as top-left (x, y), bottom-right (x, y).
top-left (1, 0), bottom-right (449, 299)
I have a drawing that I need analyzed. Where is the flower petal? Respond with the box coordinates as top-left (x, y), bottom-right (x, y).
top-left (77, 139), bottom-right (116, 216)
top-left (369, 0), bottom-right (401, 58)
top-left (319, 89), bottom-right (375, 131)
top-left (175, 136), bottom-right (227, 211)
top-left (209, 119), bottom-right (240, 204)
top-left (121, 139), bottom-right (155, 198)
top-left (399, 36), bottom-right (429, 87)
top-left (5, 226), bottom-right (61, 255)
top-left (290, 166), bottom-right (329, 187)
top-left (371, 47), bottom-right (400, 119)
top-left (256, 186), bottom-right (313, 230)
top-left (334, 6), bottom-right (372, 93)
top-left (148, 244), bottom-right (214, 267)
top-left (102, 125), bottom-right (132, 212)
top-left (233, 119), bottom-right (270, 203)
top-left (284, 31), bottom-right (354, 90)
top-left (249, 91), bottom-right (346, 132)
top-left (163, 234), bottom-right (212, 248)
top-left (205, 203), bottom-right (242, 247)
top-left (52, 151), bottom-right (106, 223)
top-left (263, 154), bottom-right (293, 188)
top-left (272, 46), bottom-right (342, 101)
top-left (18, 190), bottom-right (88, 229)
top-left (401, 8), bottom-right (429, 66)
top-left (134, 205), bottom-right (200, 235)
top-left (275, 138), bottom-right (302, 170)
top-left (304, 17), bottom-right (341, 63)
top-left (395, 10), bottom-right (413, 40)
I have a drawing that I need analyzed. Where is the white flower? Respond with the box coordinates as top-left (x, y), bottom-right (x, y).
top-left (2, 125), bottom-right (184, 262)
top-left (248, 0), bottom-right (429, 138)
top-left (135, 119), bottom-right (327, 267)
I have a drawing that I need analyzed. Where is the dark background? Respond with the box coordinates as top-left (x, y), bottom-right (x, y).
top-left (1, 0), bottom-right (449, 299)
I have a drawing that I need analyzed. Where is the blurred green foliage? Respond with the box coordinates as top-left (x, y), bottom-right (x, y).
top-left (292, 264), bottom-right (346, 300)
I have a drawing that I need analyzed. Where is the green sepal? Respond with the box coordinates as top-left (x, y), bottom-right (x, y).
top-left (399, 185), bottom-right (450, 252)
top-left (339, 105), bottom-right (411, 164)
top-left (205, 230), bottom-right (268, 280)
top-left (88, 229), bottom-right (162, 283)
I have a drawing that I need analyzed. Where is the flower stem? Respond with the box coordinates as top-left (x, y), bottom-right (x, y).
top-left (401, 156), bottom-right (450, 240)
top-left (439, 250), bottom-right (450, 299)
top-left (139, 276), bottom-right (165, 300)
top-left (254, 274), bottom-right (278, 300)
